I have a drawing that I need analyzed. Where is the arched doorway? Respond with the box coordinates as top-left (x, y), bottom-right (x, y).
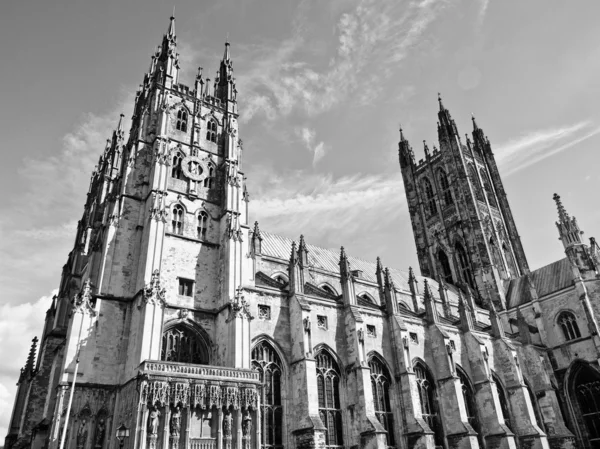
top-left (569, 362), bottom-right (600, 448)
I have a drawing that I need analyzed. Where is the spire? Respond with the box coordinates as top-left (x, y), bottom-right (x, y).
top-left (339, 246), bottom-right (351, 279)
top-left (251, 221), bottom-right (262, 255)
top-left (437, 93), bottom-right (458, 138)
top-left (288, 241), bottom-right (304, 295)
top-left (423, 280), bottom-right (439, 324)
top-left (457, 289), bottom-right (474, 332)
top-left (298, 235), bottom-right (309, 267)
top-left (25, 336), bottom-right (38, 375)
top-left (382, 267), bottom-right (399, 315)
top-left (216, 41), bottom-right (236, 103)
top-left (553, 193), bottom-right (583, 248)
top-left (339, 247), bottom-right (356, 304)
top-left (438, 92), bottom-right (444, 111)
top-left (224, 40), bottom-right (231, 61)
top-left (423, 140), bottom-right (430, 158)
top-left (376, 257), bottom-right (384, 291)
top-left (398, 125), bottom-right (415, 168)
top-left (471, 113), bottom-right (479, 130)
top-left (167, 14), bottom-right (176, 39)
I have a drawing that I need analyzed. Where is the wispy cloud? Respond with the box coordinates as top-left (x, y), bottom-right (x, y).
top-left (296, 126), bottom-right (329, 166)
top-left (496, 120), bottom-right (600, 175)
top-left (238, 0), bottom-right (448, 122)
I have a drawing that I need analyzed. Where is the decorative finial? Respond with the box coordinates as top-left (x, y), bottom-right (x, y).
top-left (553, 193), bottom-right (569, 222)
top-left (438, 92), bottom-right (443, 109)
top-left (471, 113), bottom-right (479, 130)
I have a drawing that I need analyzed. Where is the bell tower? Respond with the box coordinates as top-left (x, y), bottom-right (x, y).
top-left (399, 95), bottom-right (529, 309)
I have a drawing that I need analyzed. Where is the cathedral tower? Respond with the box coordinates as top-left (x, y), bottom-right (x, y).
top-left (399, 96), bottom-right (529, 309)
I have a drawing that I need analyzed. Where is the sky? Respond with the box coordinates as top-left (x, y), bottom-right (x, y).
top-left (2, 0), bottom-right (600, 437)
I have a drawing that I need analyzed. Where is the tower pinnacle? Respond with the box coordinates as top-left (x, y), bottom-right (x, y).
top-left (553, 193), bottom-right (583, 248)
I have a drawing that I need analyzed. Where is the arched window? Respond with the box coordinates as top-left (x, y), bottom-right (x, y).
top-left (438, 169), bottom-right (453, 206)
top-left (358, 293), bottom-right (374, 303)
top-left (572, 364), bottom-right (600, 446)
top-left (161, 324), bottom-right (208, 364)
top-left (458, 368), bottom-right (483, 447)
top-left (252, 341), bottom-right (284, 449)
top-left (493, 374), bottom-right (513, 431)
top-left (316, 350), bottom-right (343, 448)
top-left (369, 357), bottom-right (395, 447)
top-left (558, 312), bottom-right (581, 341)
top-left (172, 205), bottom-right (184, 235)
top-left (415, 363), bottom-right (443, 446)
top-left (272, 273), bottom-right (288, 286)
top-left (455, 242), bottom-right (475, 289)
top-left (171, 153), bottom-right (183, 179)
top-left (480, 169), bottom-right (498, 208)
top-left (203, 164), bottom-right (214, 188)
top-left (423, 178), bottom-right (437, 217)
top-left (197, 211), bottom-right (208, 240)
top-left (468, 164), bottom-right (484, 202)
top-left (206, 119), bottom-right (217, 143)
top-left (524, 379), bottom-right (543, 429)
top-left (176, 108), bottom-right (188, 132)
top-left (438, 249), bottom-right (453, 284)
top-left (320, 285), bottom-right (337, 297)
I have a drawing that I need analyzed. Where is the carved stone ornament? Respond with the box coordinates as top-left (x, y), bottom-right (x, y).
top-left (357, 328), bottom-right (364, 343)
top-left (181, 156), bottom-right (208, 182)
top-left (143, 270), bottom-right (167, 306)
top-left (73, 279), bottom-right (97, 316)
top-left (226, 288), bottom-right (253, 322)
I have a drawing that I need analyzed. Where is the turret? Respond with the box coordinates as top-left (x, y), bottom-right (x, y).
top-left (215, 42), bottom-right (237, 106)
top-left (148, 15), bottom-right (180, 87)
top-left (554, 193), bottom-right (583, 248)
top-left (437, 93), bottom-right (459, 140)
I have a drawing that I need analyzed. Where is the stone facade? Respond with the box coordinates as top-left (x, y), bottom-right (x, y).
top-left (5, 16), bottom-right (600, 449)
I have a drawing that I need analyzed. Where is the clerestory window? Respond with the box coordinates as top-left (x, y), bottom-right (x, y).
top-left (176, 108), bottom-right (188, 132)
top-left (206, 119), bottom-right (218, 143)
top-left (316, 350), bottom-right (344, 448)
top-left (370, 357), bottom-right (395, 447)
top-left (171, 153), bottom-right (184, 179)
top-left (558, 312), bottom-right (581, 341)
top-left (172, 205), bottom-right (184, 235)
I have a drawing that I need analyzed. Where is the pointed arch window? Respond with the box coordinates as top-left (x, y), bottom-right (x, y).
top-left (558, 312), bottom-right (581, 341)
top-left (206, 119), bottom-right (218, 143)
top-left (316, 350), bottom-right (343, 448)
top-left (457, 368), bottom-right (482, 446)
top-left (172, 205), bottom-right (184, 235)
top-left (573, 364), bottom-right (600, 446)
top-left (203, 164), bottom-right (214, 188)
top-left (320, 285), bottom-right (337, 297)
top-left (423, 178), bottom-right (437, 217)
top-left (197, 211), bottom-right (208, 240)
top-left (438, 169), bottom-right (453, 207)
top-left (161, 324), bottom-right (208, 364)
top-left (252, 341), bottom-right (284, 449)
top-left (468, 164), bottom-right (484, 202)
top-left (493, 374), bottom-right (513, 431)
top-left (438, 249), bottom-right (453, 285)
top-left (176, 109), bottom-right (188, 132)
top-left (415, 363), bottom-right (443, 446)
top-left (172, 153), bottom-right (184, 179)
top-left (455, 243), bottom-right (475, 289)
top-left (480, 169), bottom-right (498, 208)
top-left (369, 357), bottom-right (395, 447)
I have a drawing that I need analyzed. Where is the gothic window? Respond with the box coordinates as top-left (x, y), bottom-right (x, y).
top-left (172, 153), bottom-right (184, 179)
top-left (197, 211), bottom-right (208, 240)
top-left (493, 374), bottom-right (513, 431)
top-left (455, 242), bottom-right (475, 289)
top-left (468, 164), bottom-right (484, 202)
top-left (524, 379), bottom-right (543, 429)
top-left (320, 284), bottom-right (337, 297)
top-left (423, 178), bottom-right (437, 216)
top-left (457, 368), bottom-right (482, 447)
top-left (172, 205), bottom-right (184, 235)
top-left (358, 293), bottom-right (374, 303)
top-left (206, 119), bottom-right (218, 143)
top-left (369, 357), bottom-right (395, 447)
top-left (438, 249), bottom-right (454, 284)
top-left (203, 164), bottom-right (215, 188)
top-left (558, 312), bottom-right (581, 341)
top-left (252, 341), bottom-right (284, 449)
top-left (572, 364), bottom-right (600, 446)
top-left (438, 169), bottom-right (453, 207)
top-left (176, 108), bottom-right (188, 132)
top-left (161, 324), bottom-right (208, 364)
top-left (480, 169), bottom-right (498, 208)
top-left (316, 350), bottom-right (344, 448)
top-left (415, 363), bottom-right (444, 447)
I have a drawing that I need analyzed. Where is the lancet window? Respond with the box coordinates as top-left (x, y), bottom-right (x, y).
top-left (252, 341), bottom-right (284, 449)
top-left (468, 164), bottom-right (484, 202)
top-left (480, 169), bottom-right (498, 208)
top-left (171, 205), bottom-right (184, 235)
top-left (415, 363), bottom-right (443, 447)
top-left (207, 119), bottom-right (218, 143)
top-left (573, 364), bottom-right (600, 446)
top-left (458, 368), bottom-right (482, 446)
top-left (558, 312), bottom-right (581, 341)
top-left (197, 211), bottom-right (208, 240)
top-left (161, 324), bottom-right (208, 364)
top-left (176, 108), bottom-right (188, 132)
top-left (316, 350), bottom-right (344, 448)
top-left (423, 178), bottom-right (437, 216)
top-left (438, 169), bottom-right (453, 206)
top-left (493, 374), bottom-right (513, 431)
top-left (172, 153), bottom-right (183, 179)
top-left (455, 242), bottom-right (475, 289)
top-left (438, 249), bottom-right (453, 284)
top-left (203, 164), bottom-right (215, 188)
top-left (369, 357), bottom-right (395, 447)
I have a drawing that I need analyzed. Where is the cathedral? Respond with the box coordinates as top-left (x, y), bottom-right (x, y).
top-left (6, 15), bottom-right (600, 449)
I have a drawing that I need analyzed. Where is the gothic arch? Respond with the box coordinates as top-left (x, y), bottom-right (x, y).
top-left (555, 309), bottom-right (583, 342)
top-left (313, 344), bottom-right (345, 379)
top-left (270, 272), bottom-right (289, 286)
top-left (251, 334), bottom-right (289, 371)
top-left (357, 291), bottom-right (376, 303)
top-left (564, 359), bottom-right (600, 447)
top-left (168, 199), bottom-right (189, 213)
top-left (161, 318), bottom-right (212, 365)
top-left (456, 365), bottom-right (483, 446)
top-left (318, 283), bottom-right (339, 297)
top-left (491, 371), bottom-right (513, 431)
top-left (413, 359), bottom-right (444, 446)
top-left (169, 101), bottom-right (191, 115)
top-left (367, 351), bottom-right (394, 383)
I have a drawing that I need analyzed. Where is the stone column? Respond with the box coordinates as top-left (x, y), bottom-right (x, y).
top-left (162, 407), bottom-right (172, 449)
top-left (184, 407), bottom-right (191, 449)
top-left (139, 405), bottom-right (149, 449)
top-left (216, 409), bottom-right (223, 449)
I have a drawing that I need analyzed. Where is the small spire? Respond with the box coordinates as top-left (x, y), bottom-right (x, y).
top-left (117, 113), bottom-right (125, 132)
top-left (340, 246), bottom-right (347, 261)
top-left (438, 92), bottom-right (444, 110)
top-left (298, 234), bottom-right (309, 267)
top-left (471, 113), bottom-right (479, 130)
top-left (423, 140), bottom-right (430, 157)
top-left (224, 40), bottom-right (231, 61)
top-left (399, 125), bottom-right (405, 142)
top-left (423, 279), bottom-right (439, 324)
top-left (553, 193), bottom-right (569, 223)
top-left (252, 221), bottom-right (262, 240)
top-left (167, 13), bottom-right (176, 38)
top-left (289, 241), bottom-right (298, 264)
top-left (196, 66), bottom-right (203, 80)
top-left (376, 257), bottom-right (384, 275)
top-left (25, 336), bottom-right (38, 374)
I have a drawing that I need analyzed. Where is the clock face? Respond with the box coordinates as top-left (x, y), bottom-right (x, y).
top-left (181, 156), bottom-right (207, 181)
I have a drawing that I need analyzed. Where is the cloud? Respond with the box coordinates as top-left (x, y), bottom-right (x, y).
top-left (238, 0), bottom-right (448, 121)
top-left (495, 120), bottom-right (600, 175)
top-left (296, 126), bottom-right (329, 166)
top-left (252, 168), bottom-right (406, 242)
top-left (0, 292), bottom-right (55, 439)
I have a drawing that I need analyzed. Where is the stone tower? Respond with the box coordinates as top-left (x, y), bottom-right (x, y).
top-left (399, 95), bottom-right (529, 309)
